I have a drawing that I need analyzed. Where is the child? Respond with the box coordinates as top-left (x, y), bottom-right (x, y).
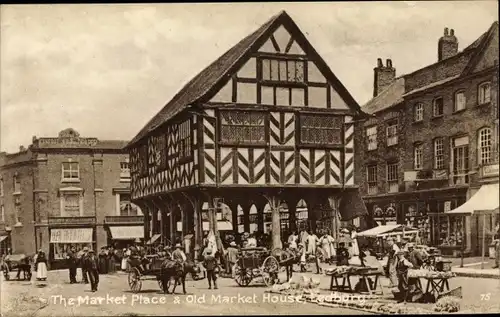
top-left (203, 248), bottom-right (218, 289)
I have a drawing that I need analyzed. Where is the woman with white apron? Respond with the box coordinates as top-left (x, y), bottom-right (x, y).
top-left (121, 248), bottom-right (130, 271)
top-left (35, 249), bottom-right (48, 281)
top-left (319, 232), bottom-right (335, 263)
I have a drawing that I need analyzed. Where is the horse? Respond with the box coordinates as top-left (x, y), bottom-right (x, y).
top-left (159, 259), bottom-right (199, 294)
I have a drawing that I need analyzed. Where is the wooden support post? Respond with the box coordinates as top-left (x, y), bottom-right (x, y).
top-left (193, 197), bottom-right (202, 257)
top-left (264, 195), bottom-right (282, 250)
top-left (482, 213), bottom-right (486, 270)
top-left (143, 206), bottom-right (151, 244)
top-left (328, 196), bottom-right (340, 248)
top-left (227, 201), bottom-right (239, 236)
top-left (169, 204), bottom-right (175, 244)
top-left (289, 203), bottom-right (297, 233)
top-left (243, 206), bottom-right (251, 233)
top-left (257, 204), bottom-right (265, 233)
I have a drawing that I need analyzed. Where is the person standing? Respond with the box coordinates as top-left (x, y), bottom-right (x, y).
top-left (79, 247), bottom-right (89, 284)
top-left (84, 249), bottom-right (100, 292)
top-left (306, 230), bottom-right (320, 274)
top-left (98, 247), bottom-right (107, 274)
top-left (386, 237), bottom-right (400, 287)
top-left (288, 231), bottom-right (298, 250)
top-left (108, 246), bottom-right (116, 274)
top-left (319, 231), bottom-right (335, 264)
top-left (184, 231), bottom-right (193, 258)
top-left (66, 247), bottom-right (78, 284)
top-left (225, 241), bottom-right (238, 277)
top-left (246, 234), bottom-right (257, 248)
top-left (299, 228), bottom-right (309, 247)
top-left (203, 248), bottom-right (218, 289)
top-left (35, 249), bottom-right (48, 281)
top-left (394, 250), bottom-right (414, 303)
top-left (493, 223), bottom-right (499, 269)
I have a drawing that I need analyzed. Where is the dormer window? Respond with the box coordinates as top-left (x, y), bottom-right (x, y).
top-left (62, 161), bottom-right (80, 182)
top-left (454, 90), bottom-right (466, 112)
top-left (478, 82), bottom-right (491, 105)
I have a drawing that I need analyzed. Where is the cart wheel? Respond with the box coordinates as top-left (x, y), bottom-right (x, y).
top-left (262, 256), bottom-right (280, 287)
top-left (234, 263), bottom-right (252, 286)
top-left (128, 268), bottom-right (142, 293)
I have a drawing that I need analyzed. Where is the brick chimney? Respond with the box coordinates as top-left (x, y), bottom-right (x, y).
top-left (373, 58), bottom-right (396, 97)
top-left (438, 27), bottom-right (458, 61)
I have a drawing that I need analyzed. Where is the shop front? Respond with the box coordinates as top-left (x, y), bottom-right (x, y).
top-left (107, 225), bottom-right (144, 250)
top-left (49, 227), bottom-right (95, 270)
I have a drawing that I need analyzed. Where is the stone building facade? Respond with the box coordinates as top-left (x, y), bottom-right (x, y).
top-left (357, 23), bottom-right (499, 256)
top-left (0, 129), bottom-right (142, 268)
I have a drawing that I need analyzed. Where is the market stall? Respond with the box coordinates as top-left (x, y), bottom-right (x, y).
top-left (324, 266), bottom-right (384, 296)
top-left (356, 224), bottom-right (419, 257)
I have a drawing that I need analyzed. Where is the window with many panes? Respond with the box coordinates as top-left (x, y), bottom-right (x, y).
top-left (366, 126), bottom-right (377, 151)
top-left (120, 159), bottom-right (130, 181)
top-left (261, 58), bottom-right (305, 83)
top-left (433, 97), bottom-right (443, 117)
top-left (478, 82), bottom-right (491, 105)
top-left (118, 193), bottom-right (141, 216)
top-left (150, 134), bottom-right (167, 169)
top-left (454, 90), bottom-right (466, 112)
top-left (62, 162), bottom-right (79, 182)
top-left (61, 193), bottom-right (81, 217)
top-left (452, 136), bottom-right (469, 184)
top-left (386, 120), bottom-right (398, 146)
top-left (366, 165), bottom-right (378, 195)
top-left (300, 115), bottom-right (342, 145)
top-left (433, 138), bottom-right (445, 169)
top-left (478, 127), bottom-right (492, 165)
top-left (414, 143), bottom-right (423, 170)
top-left (178, 120), bottom-right (192, 160)
top-left (137, 144), bottom-right (148, 176)
top-left (414, 103), bottom-right (424, 122)
top-left (387, 163), bottom-right (399, 193)
top-left (220, 111), bottom-right (266, 144)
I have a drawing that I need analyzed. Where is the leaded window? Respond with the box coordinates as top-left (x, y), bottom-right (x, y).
top-left (137, 144), bottom-right (148, 176)
top-left (478, 127), bottom-right (492, 164)
top-left (220, 111), bottom-right (266, 143)
top-left (178, 120), bottom-right (192, 160)
top-left (261, 58), bottom-right (305, 83)
top-left (150, 134), bottom-right (167, 169)
top-left (300, 115), bottom-right (342, 145)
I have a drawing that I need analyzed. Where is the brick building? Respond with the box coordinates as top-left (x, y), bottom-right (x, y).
top-left (0, 129), bottom-right (143, 268)
top-left (357, 22), bottom-right (499, 256)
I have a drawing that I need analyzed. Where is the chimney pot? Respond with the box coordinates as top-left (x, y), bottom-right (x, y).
top-left (444, 27), bottom-right (449, 36)
top-left (373, 58), bottom-right (396, 97)
top-left (386, 59), bottom-right (392, 68)
top-left (377, 58), bottom-right (383, 67)
top-left (450, 29), bottom-right (455, 36)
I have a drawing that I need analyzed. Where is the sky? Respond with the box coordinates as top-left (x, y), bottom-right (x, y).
top-left (0, 2), bottom-right (497, 152)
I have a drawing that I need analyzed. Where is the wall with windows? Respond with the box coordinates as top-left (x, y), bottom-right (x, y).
top-left (402, 72), bottom-right (497, 186)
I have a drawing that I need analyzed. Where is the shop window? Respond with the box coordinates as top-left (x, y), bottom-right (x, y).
top-left (386, 120), bottom-right (398, 146)
top-left (454, 90), bottom-right (466, 112)
top-left (433, 138), bottom-right (444, 169)
top-left (478, 127), bottom-right (492, 165)
top-left (300, 115), bottom-right (341, 145)
top-left (386, 162), bottom-right (399, 193)
top-left (366, 165), bottom-right (378, 195)
top-left (53, 243), bottom-right (92, 260)
top-left (366, 126), bottom-right (377, 151)
top-left (120, 159), bottom-right (130, 181)
top-left (478, 81), bottom-right (491, 105)
top-left (452, 136), bottom-right (469, 184)
top-left (220, 111), bottom-right (266, 144)
top-left (62, 161), bottom-right (80, 182)
top-left (433, 97), bottom-right (443, 117)
top-left (414, 102), bottom-right (424, 122)
top-left (414, 143), bottom-right (424, 170)
top-left (118, 193), bottom-right (142, 216)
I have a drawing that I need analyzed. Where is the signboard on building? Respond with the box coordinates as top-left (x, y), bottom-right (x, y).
top-left (444, 201), bottom-right (451, 212)
top-left (482, 164), bottom-right (499, 178)
top-left (50, 228), bottom-right (93, 243)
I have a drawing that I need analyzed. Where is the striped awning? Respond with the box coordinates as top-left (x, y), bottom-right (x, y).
top-left (50, 228), bottom-right (93, 243)
top-left (109, 226), bottom-right (144, 240)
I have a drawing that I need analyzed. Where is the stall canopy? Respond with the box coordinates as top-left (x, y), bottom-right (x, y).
top-left (446, 183), bottom-right (499, 215)
top-left (146, 234), bottom-right (161, 245)
top-left (339, 188), bottom-right (368, 220)
top-left (356, 224), bottom-right (419, 238)
top-left (176, 221), bottom-right (233, 232)
top-left (50, 228), bottom-right (93, 243)
top-left (0, 235), bottom-right (7, 242)
top-left (109, 226), bottom-right (144, 240)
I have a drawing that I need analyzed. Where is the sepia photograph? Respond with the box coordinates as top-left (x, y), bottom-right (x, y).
top-left (0, 2), bottom-right (498, 316)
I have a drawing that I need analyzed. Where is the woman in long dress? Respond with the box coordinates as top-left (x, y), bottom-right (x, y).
top-left (35, 249), bottom-right (48, 281)
top-left (319, 231), bottom-right (335, 264)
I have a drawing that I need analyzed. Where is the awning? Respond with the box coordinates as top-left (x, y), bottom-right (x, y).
top-left (109, 226), bottom-right (144, 240)
top-left (0, 235), bottom-right (7, 242)
top-left (357, 224), bottom-right (419, 238)
top-left (446, 183), bottom-right (499, 215)
top-left (50, 228), bottom-right (93, 243)
top-left (176, 221), bottom-right (233, 232)
top-left (146, 233), bottom-right (161, 245)
top-left (339, 188), bottom-right (368, 220)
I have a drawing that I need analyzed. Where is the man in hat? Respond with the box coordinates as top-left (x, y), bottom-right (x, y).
top-left (386, 237), bottom-right (400, 287)
top-left (84, 249), bottom-right (100, 292)
top-left (336, 242), bottom-right (350, 266)
top-left (172, 243), bottom-right (187, 265)
top-left (203, 248), bottom-right (218, 289)
top-left (79, 247), bottom-right (90, 284)
top-left (407, 243), bottom-right (423, 269)
top-left (66, 247), bottom-right (78, 284)
top-left (394, 249), bottom-right (416, 303)
top-left (225, 241), bottom-right (238, 277)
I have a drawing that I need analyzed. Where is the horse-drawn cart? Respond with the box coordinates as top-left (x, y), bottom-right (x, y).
top-left (127, 254), bottom-right (169, 293)
top-left (233, 247), bottom-right (280, 287)
top-left (1, 254), bottom-right (32, 281)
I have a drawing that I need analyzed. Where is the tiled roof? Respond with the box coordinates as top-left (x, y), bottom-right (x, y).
top-left (127, 12), bottom-right (283, 147)
top-left (94, 140), bottom-right (129, 150)
top-left (362, 21), bottom-right (497, 115)
top-left (362, 77), bottom-right (405, 115)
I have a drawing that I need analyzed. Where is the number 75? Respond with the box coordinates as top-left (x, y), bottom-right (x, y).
top-left (480, 293), bottom-right (491, 301)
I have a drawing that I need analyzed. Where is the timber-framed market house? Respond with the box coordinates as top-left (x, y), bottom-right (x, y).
top-left (126, 11), bottom-right (369, 254)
